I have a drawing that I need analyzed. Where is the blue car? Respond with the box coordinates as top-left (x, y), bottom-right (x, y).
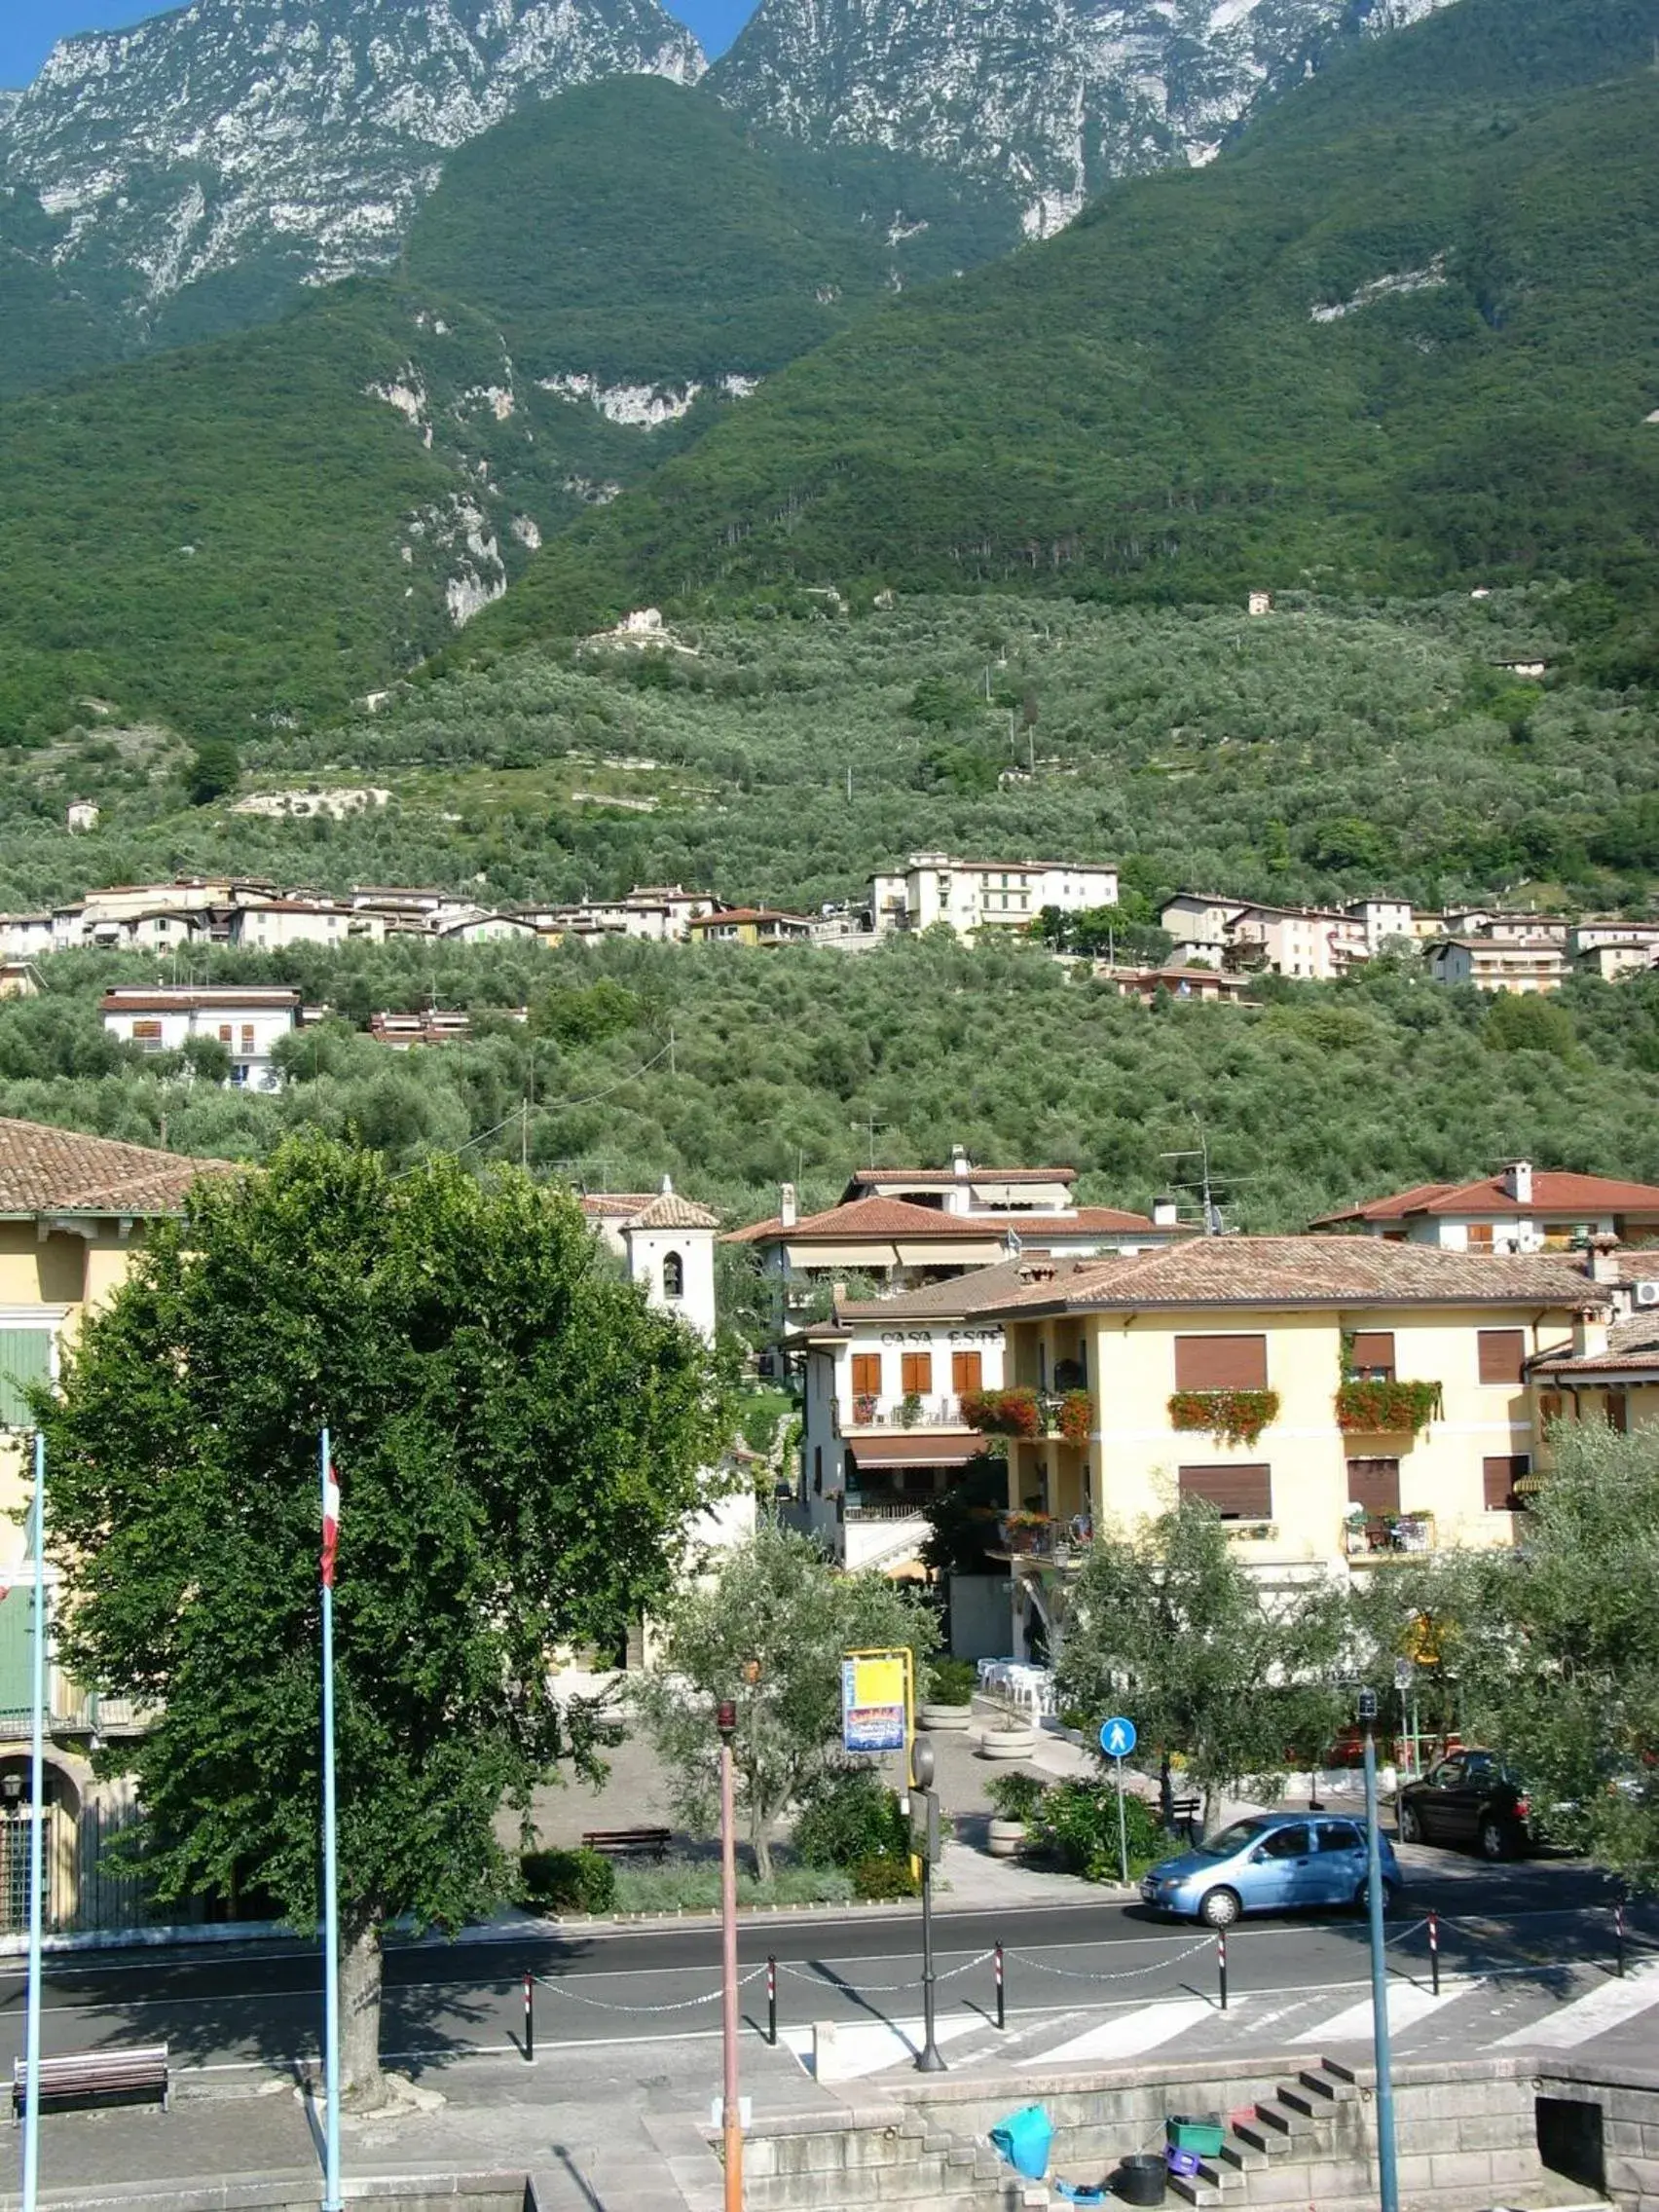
top-left (1140, 1810), bottom-right (1402, 1928)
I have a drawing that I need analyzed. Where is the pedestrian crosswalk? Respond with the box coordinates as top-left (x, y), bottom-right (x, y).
top-left (779, 1956), bottom-right (1659, 2083)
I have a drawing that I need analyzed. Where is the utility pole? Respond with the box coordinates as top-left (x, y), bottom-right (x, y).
top-left (846, 765), bottom-right (853, 803)
top-left (1359, 1688), bottom-right (1399, 2212)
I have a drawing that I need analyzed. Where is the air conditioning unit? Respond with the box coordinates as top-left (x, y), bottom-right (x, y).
top-left (1635, 1279), bottom-right (1659, 1309)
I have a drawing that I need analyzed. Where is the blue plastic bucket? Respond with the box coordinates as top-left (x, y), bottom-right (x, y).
top-left (989, 2105), bottom-right (1054, 2180)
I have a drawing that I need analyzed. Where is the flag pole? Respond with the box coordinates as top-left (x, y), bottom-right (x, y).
top-left (320, 1431), bottom-right (343, 2212)
top-left (20, 1430), bottom-right (46, 2212)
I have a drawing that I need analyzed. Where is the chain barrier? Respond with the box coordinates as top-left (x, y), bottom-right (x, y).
top-left (534, 1966), bottom-right (767, 2014)
top-left (1014, 1935), bottom-right (1215, 1983)
top-left (1382, 1917), bottom-right (1430, 1949)
top-left (773, 1947), bottom-right (995, 1994)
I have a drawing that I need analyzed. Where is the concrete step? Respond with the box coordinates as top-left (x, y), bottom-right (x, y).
top-left (1232, 2120), bottom-right (1297, 2158)
top-left (1298, 2065), bottom-right (1357, 2104)
top-left (1320, 2055), bottom-right (1360, 2084)
top-left (1217, 2137), bottom-right (1271, 2173)
top-left (1254, 2098), bottom-right (1319, 2139)
top-left (1168, 2175), bottom-right (1227, 2208)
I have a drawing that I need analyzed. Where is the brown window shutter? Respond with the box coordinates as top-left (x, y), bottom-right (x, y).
top-left (1477, 1329), bottom-right (1526, 1385)
top-left (902, 1351), bottom-right (933, 1396)
top-left (1605, 1393), bottom-right (1630, 1434)
top-left (851, 1353), bottom-right (881, 1397)
top-left (951, 1349), bottom-right (982, 1397)
top-left (1483, 1455), bottom-right (1530, 1510)
top-left (1346, 1457), bottom-right (1401, 1517)
top-left (1466, 1223), bottom-right (1494, 1251)
top-left (1538, 1391), bottom-right (1563, 1426)
top-left (1174, 1335), bottom-right (1269, 1390)
top-left (1178, 1464), bottom-right (1272, 1519)
top-left (1347, 1332), bottom-right (1396, 1380)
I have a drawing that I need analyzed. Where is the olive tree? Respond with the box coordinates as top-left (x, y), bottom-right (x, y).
top-left (631, 1522), bottom-right (938, 1880)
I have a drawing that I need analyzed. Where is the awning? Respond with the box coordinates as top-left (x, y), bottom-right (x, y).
top-left (1512, 1470), bottom-right (1549, 1497)
top-left (845, 1436), bottom-right (989, 1470)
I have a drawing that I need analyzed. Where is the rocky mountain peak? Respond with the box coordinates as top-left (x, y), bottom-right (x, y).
top-left (709, 0), bottom-right (1457, 237)
top-left (1, 0), bottom-right (705, 324)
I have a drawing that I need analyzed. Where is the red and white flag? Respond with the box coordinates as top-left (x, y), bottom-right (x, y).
top-left (321, 1457), bottom-right (340, 1589)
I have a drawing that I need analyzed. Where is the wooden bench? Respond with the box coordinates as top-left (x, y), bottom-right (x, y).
top-left (581, 1826), bottom-right (671, 1862)
top-left (13, 2043), bottom-right (169, 2119)
top-left (1167, 1796), bottom-right (1201, 1843)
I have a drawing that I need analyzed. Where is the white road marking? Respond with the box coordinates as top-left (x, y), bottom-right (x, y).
top-left (779, 2013), bottom-right (980, 2080)
top-left (1493, 1962), bottom-right (1659, 2049)
top-left (1021, 1997), bottom-right (1219, 2066)
top-left (1292, 1978), bottom-right (1465, 2044)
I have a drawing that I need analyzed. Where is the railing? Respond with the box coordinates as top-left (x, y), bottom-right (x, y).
top-left (1345, 1512), bottom-right (1436, 1561)
top-left (998, 1514), bottom-right (1093, 1563)
top-left (844, 1394), bottom-right (966, 1430)
top-left (844, 1499), bottom-right (927, 1522)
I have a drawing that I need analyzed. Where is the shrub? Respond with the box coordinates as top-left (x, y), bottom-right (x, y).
top-left (986, 1771), bottom-right (1047, 1824)
top-left (1028, 1783), bottom-right (1165, 1884)
top-left (520, 1846), bottom-right (617, 1916)
top-left (610, 1860), bottom-right (856, 1912)
top-left (793, 1768), bottom-right (908, 1869)
top-left (853, 1852), bottom-right (921, 1900)
top-left (925, 1657), bottom-right (978, 1706)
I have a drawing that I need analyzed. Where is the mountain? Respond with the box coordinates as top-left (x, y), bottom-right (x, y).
top-left (483, 0), bottom-right (1659, 646)
top-left (708, 0), bottom-right (1456, 240)
top-left (0, 76), bottom-right (982, 745)
top-left (0, 0), bottom-right (704, 359)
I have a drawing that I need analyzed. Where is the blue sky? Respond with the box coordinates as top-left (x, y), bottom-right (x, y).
top-left (1, 0), bottom-right (756, 90)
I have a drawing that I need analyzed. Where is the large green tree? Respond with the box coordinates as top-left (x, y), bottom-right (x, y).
top-left (1056, 1497), bottom-right (1348, 1827)
top-left (40, 1135), bottom-right (729, 2097)
top-left (1439, 1422), bottom-right (1659, 1889)
top-left (631, 1522), bottom-right (938, 1880)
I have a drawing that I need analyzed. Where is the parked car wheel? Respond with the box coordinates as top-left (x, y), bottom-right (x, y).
top-left (1198, 1887), bottom-right (1241, 1929)
top-left (1479, 1815), bottom-right (1517, 1862)
top-left (1354, 1877), bottom-right (1399, 1917)
top-left (1396, 1802), bottom-right (1422, 1845)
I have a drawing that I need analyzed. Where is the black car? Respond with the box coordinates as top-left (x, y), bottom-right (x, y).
top-left (1395, 1749), bottom-right (1533, 1860)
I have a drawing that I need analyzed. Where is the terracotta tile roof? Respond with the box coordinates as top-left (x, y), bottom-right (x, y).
top-left (723, 1196), bottom-right (1013, 1245)
top-left (0, 1115), bottom-right (238, 1218)
top-left (970, 1236), bottom-right (1608, 1315)
top-left (836, 1253), bottom-right (1106, 1321)
top-left (1056, 1206), bottom-right (1161, 1234)
top-left (1532, 1315), bottom-right (1659, 1376)
top-left (579, 1190), bottom-right (719, 1229)
top-left (99, 987), bottom-right (301, 1014)
top-left (1313, 1171), bottom-right (1659, 1226)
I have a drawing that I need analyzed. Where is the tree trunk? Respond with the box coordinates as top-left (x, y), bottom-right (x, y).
top-left (1159, 1753), bottom-right (1174, 1831)
top-left (751, 1809), bottom-right (773, 1887)
top-left (339, 1906), bottom-right (385, 2104)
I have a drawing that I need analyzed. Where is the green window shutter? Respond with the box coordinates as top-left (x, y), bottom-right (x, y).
top-left (0, 1587), bottom-right (37, 1736)
top-left (0, 1330), bottom-right (52, 1427)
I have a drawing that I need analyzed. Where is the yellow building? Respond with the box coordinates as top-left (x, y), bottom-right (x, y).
top-left (0, 1115), bottom-right (233, 1931)
top-left (940, 1236), bottom-right (1607, 1659)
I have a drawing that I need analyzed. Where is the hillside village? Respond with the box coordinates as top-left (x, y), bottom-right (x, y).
top-left (5, 850), bottom-right (1651, 1010)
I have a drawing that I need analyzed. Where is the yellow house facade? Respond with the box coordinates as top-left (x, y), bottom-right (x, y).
top-left (0, 1116), bottom-right (232, 1931)
top-left (954, 1237), bottom-right (1608, 1660)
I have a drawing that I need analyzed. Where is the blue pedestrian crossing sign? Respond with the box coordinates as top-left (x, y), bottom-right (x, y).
top-left (1099, 1715), bottom-right (1136, 1759)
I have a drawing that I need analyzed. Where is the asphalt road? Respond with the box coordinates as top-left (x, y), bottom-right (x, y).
top-left (0, 1852), bottom-right (1642, 2080)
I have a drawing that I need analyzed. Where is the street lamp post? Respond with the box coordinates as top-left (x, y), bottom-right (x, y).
top-left (1359, 1687), bottom-right (1399, 2212)
top-left (910, 1734), bottom-right (945, 2073)
top-left (718, 1697), bottom-right (742, 2212)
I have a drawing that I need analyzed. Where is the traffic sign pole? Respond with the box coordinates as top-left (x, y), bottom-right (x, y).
top-left (1099, 1718), bottom-right (1136, 1888)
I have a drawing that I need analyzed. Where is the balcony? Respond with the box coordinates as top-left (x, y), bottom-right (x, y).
top-left (994, 1511), bottom-right (1094, 1567)
top-left (1344, 1511), bottom-right (1436, 1564)
top-left (844, 1393), bottom-right (969, 1432)
top-left (963, 1388), bottom-right (1095, 1446)
top-left (1335, 1380), bottom-right (1443, 1439)
top-left (841, 1499), bottom-right (932, 1572)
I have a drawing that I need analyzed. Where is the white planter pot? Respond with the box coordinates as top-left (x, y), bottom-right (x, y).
top-left (919, 1702), bottom-right (973, 1732)
top-left (986, 1818), bottom-right (1026, 1860)
top-left (978, 1728), bottom-right (1037, 1761)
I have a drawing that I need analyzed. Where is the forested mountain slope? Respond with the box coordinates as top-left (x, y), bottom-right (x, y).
top-left (486, 0), bottom-right (1659, 646)
top-left (0, 80), bottom-right (971, 745)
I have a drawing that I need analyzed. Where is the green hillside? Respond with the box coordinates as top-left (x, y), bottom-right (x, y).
top-left (0, 184), bottom-right (128, 398)
top-left (479, 0), bottom-right (1659, 646)
top-left (0, 78), bottom-right (1003, 746)
top-left (404, 76), bottom-right (1016, 385)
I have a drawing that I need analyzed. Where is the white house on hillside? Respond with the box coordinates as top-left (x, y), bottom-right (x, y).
top-left (867, 854), bottom-right (1118, 939)
top-left (1311, 1162), bottom-right (1659, 1253)
top-left (99, 986), bottom-right (301, 1091)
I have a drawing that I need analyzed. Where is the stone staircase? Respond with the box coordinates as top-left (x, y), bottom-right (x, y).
top-left (1162, 2056), bottom-right (1365, 2206)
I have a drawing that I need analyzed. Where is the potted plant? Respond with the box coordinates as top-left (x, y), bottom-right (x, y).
top-left (978, 1714), bottom-right (1039, 1761)
top-left (852, 1391), bottom-right (878, 1425)
top-left (1344, 1503), bottom-right (1369, 1556)
top-left (919, 1658), bottom-right (977, 1731)
top-left (997, 1508), bottom-right (1053, 1555)
top-left (986, 1771), bottom-right (1045, 1859)
top-left (898, 1389), bottom-right (923, 1430)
